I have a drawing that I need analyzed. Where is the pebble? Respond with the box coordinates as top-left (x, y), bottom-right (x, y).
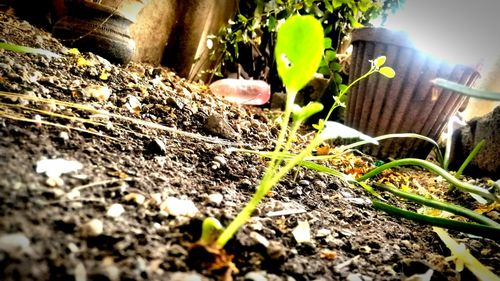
top-left (313, 179), bottom-right (327, 189)
top-left (207, 193), bottom-right (223, 206)
top-left (106, 203), bottom-right (125, 218)
top-left (0, 232), bottom-right (33, 255)
top-left (346, 273), bottom-right (363, 281)
top-left (146, 139), bottom-right (167, 155)
top-left (160, 197), bottom-right (199, 217)
top-left (80, 218), bottom-right (104, 237)
top-left (168, 272), bottom-right (206, 281)
top-left (316, 228), bottom-right (332, 238)
top-left (123, 193), bottom-right (146, 205)
top-left (298, 179), bottom-right (310, 186)
top-left (266, 241), bottom-right (287, 260)
top-left (213, 155), bottom-right (227, 166)
top-left (204, 113), bottom-right (238, 140)
top-left (244, 271), bottom-right (268, 281)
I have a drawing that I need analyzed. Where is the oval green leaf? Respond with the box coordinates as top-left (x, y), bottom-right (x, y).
top-left (379, 66), bottom-right (396, 78)
top-left (373, 56), bottom-right (386, 67)
top-left (275, 15), bottom-right (324, 93)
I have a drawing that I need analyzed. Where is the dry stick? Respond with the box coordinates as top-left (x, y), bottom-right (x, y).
top-left (0, 111), bottom-right (117, 140)
top-left (0, 91), bottom-right (249, 146)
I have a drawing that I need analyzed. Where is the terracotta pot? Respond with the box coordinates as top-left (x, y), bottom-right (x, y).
top-left (345, 27), bottom-right (480, 159)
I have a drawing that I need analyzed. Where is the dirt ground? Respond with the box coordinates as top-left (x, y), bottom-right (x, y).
top-left (0, 12), bottom-right (498, 281)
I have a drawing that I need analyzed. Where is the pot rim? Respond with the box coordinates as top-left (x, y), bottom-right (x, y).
top-left (351, 27), bottom-right (479, 71)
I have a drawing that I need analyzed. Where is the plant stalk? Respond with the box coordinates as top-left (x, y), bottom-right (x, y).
top-left (357, 158), bottom-right (497, 202)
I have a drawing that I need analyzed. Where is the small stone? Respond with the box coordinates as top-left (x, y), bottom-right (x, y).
top-left (168, 272), bottom-right (206, 281)
top-left (346, 273), bottom-right (363, 281)
top-left (160, 197), bottom-right (199, 217)
top-left (146, 139), bottom-right (167, 155)
top-left (123, 193), bottom-right (146, 205)
top-left (67, 243), bottom-right (79, 253)
top-left (250, 231), bottom-right (269, 247)
top-left (74, 262), bottom-right (87, 281)
top-left (244, 271), bottom-right (268, 281)
top-left (313, 180), bottom-right (327, 189)
top-left (213, 155), bottom-right (227, 166)
top-left (204, 113), bottom-right (237, 140)
top-left (316, 228), bottom-right (332, 238)
top-left (298, 179), bottom-right (310, 186)
top-left (106, 204), bottom-right (125, 218)
top-left (80, 219), bottom-right (104, 237)
top-left (267, 241), bottom-right (286, 260)
top-left (207, 193), bottom-right (223, 206)
top-left (0, 233), bottom-right (32, 255)
top-left (59, 131), bottom-right (70, 141)
top-left (292, 186), bottom-right (303, 196)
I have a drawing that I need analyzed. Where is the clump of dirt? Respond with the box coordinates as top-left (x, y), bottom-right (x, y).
top-left (0, 11), bottom-right (498, 281)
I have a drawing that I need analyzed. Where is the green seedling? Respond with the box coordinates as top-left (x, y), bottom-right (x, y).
top-left (316, 55), bottom-right (395, 132)
top-left (202, 15), bottom-right (326, 249)
top-left (0, 42), bottom-right (60, 58)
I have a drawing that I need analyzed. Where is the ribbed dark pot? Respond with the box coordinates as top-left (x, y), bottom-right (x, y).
top-left (345, 27), bottom-right (480, 160)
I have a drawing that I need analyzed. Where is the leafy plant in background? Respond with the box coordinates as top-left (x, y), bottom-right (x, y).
top-left (206, 0), bottom-right (403, 92)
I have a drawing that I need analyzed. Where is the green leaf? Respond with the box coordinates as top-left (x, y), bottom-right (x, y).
top-left (324, 49), bottom-right (336, 62)
top-left (325, 0), bottom-right (334, 12)
top-left (373, 56), bottom-right (386, 67)
top-left (431, 78), bottom-right (500, 101)
top-left (267, 15), bottom-right (277, 31)
top-left (275, 15), bottom-right (324, 93)
top-left (338, 84), bottom-right (348, 94)
top-left (323, 37), bottom-right (333, 49)
top-left (379, 66), bottom-right (395, 78)
top-left (292, 102), bottom-right (324, 123)
top-left (0, 42), bottom-right (60, 58)
top-left (333, 0), bottom-right (343, 9)
top-left (320, 121), bottom-right (378, 144)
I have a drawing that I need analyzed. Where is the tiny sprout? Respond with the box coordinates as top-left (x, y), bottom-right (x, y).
top-left (199, 217), bottom-right (224, 246)
top-left (292, 102), bottom-right (324, 123)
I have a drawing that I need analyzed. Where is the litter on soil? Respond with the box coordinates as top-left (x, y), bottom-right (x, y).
top-left (0, 12), bottom-right (498, 281)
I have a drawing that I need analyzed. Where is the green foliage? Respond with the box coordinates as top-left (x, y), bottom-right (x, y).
top-left (208, 0), bottom-right (403, 87)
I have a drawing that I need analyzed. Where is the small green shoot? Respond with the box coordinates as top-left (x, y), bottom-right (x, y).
top-left (213, 15), bottom-right (325, 249)
top-left (0, 42), bottom-right (60, 58)
top-left (317, 55), bottom-right (395, 132)
top-left (198, 217), bottom-right (224, 246)
top-left (455, 139), bottom-right (485, 178)
top-left (434, 227), bottom-right (500, 281)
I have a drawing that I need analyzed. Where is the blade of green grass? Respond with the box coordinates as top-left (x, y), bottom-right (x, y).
top-left (372, 200), bottom-right (500, 240)
top-left (0, 42), bottom-right (61, 58)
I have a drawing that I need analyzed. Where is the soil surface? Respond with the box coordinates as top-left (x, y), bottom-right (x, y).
top-left (1, 12), bottom-right (499, 281)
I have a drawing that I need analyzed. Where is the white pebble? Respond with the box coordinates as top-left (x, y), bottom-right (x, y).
top-left (161, 197), bottom-right (198, 217)
top-left (80, 219), bottom-right (104, 237)
top-left (106, 204), bottom-right (125, 218)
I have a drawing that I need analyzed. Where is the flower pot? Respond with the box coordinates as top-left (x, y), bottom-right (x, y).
top-left (345, 27), bottom-right (480, 160)
top-left (51, 0), bottom-right (147, 64)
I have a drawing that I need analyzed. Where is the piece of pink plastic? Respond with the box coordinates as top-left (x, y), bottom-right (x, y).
top-left (209, 78), bottom-right (271, 105)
